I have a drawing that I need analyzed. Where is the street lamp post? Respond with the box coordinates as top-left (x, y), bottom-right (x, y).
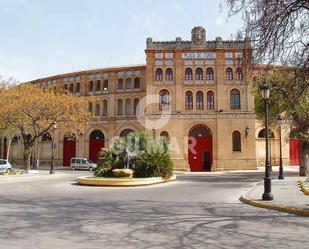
top-left (277, 117), bottom-right (284, 179)
top-left (50, 121), bottom-right (57, 174)
top-left (260, 82), bottom-right (273, 201)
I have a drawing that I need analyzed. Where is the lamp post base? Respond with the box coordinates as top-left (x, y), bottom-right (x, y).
top-left (278, 164), bottom-right (284, 179)
top-left (278, 174), bottom-right (284, 180)
top-left (262, 192), bottom-right (273, 200)
top-left (262, 177), bottom-right (273, 200)
top-left (50, 169), bottom-right (55, 174)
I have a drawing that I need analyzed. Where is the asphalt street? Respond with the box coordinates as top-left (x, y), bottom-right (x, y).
top-left (0, 170), bottom-right (308, 249)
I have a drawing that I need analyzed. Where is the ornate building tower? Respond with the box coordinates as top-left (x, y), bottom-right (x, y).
top-left (191, 26), bottom-right (206, 46)
top-left (145, 26), bottom-right (256, 171)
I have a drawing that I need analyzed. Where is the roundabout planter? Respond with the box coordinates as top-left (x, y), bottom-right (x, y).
top-left (76, 175), bottom-right (176, 187)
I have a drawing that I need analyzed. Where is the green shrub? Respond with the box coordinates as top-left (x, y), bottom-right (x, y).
top-left (134, 149), bottom-right (173, 178)
top-left (94, 149), bottom-right (117, 177)
top-left (95, 132), bottom-right (173, 178)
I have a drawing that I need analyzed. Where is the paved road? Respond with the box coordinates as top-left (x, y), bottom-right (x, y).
top-left (0, 170), bottom-right (308, 249)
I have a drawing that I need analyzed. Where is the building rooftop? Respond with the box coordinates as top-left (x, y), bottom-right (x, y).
top-left (146, 26), bottom-right (251, 50)
top-left (31, 64), bottom-right (146, 82)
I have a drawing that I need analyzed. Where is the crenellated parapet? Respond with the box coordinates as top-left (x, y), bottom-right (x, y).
top-left (146, 26), bottom-right (251, 50)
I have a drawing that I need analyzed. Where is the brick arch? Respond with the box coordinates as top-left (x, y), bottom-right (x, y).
top-left (115, 124), bottom-right (141, 137)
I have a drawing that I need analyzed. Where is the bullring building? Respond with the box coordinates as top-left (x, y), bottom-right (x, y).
top-left (1, 27), bottom-right (300, 171)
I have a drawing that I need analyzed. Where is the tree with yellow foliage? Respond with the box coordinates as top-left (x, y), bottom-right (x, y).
top-left (0, 83), bottom-right (90, 172)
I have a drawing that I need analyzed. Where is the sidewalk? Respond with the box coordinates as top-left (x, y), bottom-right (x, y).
top-left (0, 170), bottom-right (68, 183)
top-left (12, 165), bottom-right (71, 171)
top-left (240, 176), bottom-right (309, 216)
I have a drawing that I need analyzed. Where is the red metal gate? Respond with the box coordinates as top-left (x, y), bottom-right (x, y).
top-left (63, 140), bottom-right (76, 166)
top-left (189, 137), bottom-right (213, 171)
top-left (89, 139), bottom-right (104, 163)
top-left (289, 138), bottom-right (300, 166)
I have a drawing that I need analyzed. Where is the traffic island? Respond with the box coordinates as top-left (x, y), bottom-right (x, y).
top-left (76, 175), bottom-right (176, 187)
top-left (240, 195), bottom-right (309, 216)
top-left (240, 178), bottom-right (309, 217)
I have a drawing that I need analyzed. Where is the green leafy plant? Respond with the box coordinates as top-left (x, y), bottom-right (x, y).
top-left (95, 132), bottom-right (173, 178)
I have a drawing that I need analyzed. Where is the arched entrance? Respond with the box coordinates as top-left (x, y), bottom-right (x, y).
top-left (120, 129), bottom-right (134, 138)
top-left (63, 134), bottom-right (76, 166)
top-left (89, 130), bottom-right (105, 163)
top-left (188, 125), bottom-right (213, 172)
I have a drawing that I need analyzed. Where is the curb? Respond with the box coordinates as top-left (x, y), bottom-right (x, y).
top-left (299, 180), bottom-right (309, 195)
top-left (239, 195), bottom-right (309, 216)
top-left (239, 179), bottom-right (309, 217)
top-left (0, 172), bottom-right (68, 182)
top-left (77, 175), bottom-right (176, 187)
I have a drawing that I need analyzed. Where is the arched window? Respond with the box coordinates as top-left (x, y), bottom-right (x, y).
top-left (166, 68), bottom-right (173, 81)
top-left (185, 91), bottom-right (193, 109)
top-left (155, 68), bottom-right (163, 81)
top-left (189, 125), bottom-right (212, 137)
top-left (69, 83), bottom-right (74, 93)
top-left (64, 133), bottom-right (76, 141)
top-left (126, 78), bottom-right (132, 89)
top-left (258, 129), bottom-right (275, 138)
top-left (120, 129), bottom-right (134, 138)
top-left (196, 91), bottom-right (204, 110)
top-left (159, 89), bottom-right (170, 110)
top-left (103, 79), bottom-right (108, 91)
top-left (230, 89), bottom-right (241, 110)
top-left (117, 99), bottom-right (123, 116)
top-left (206, 68), bottom-right (214, 80)
top-left (226, 68), bottom-right (233, 81)
top-left (134, 98), bottom-right (139, 115)
top-left (96, 80), bottom-right (101, 92)
top-left (64, 84), bottom-right (68, 90)
top-left (118, 79), bottom-right (124, 89)
top-left (236, 68), bottom-right (243, 80)
top-left (185, 68), bottom-right (193, 80)
top-left (95, 103), bottom-right (100, 116)
top-left (160, 131), bottom-right (169, 140)
top-left (88, 81), bottom-right (94, 92)
top-left (90, 130), bottom-right (105, 140)
top-left (134, 78), bottom-right (140, 89)
top-left (89, 102), bottom-right (93, 115)
top-left (207, 91), bottom-right (215, 109)
top-left (75, 82), bottom-right (80, 93)
top-left (125, 99), bottom-right (132, 115)
top-left (232, 131), bottom-right (241, 151)
top-left (102, 100), bottom-right (108, 116)
top-left (42, 133), bottom-right (52, 142)
top-left (196, 68), bottom-right (203, 80)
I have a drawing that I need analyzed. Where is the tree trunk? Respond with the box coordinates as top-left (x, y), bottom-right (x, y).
top-left (23, 146), bottom-right (32, 173)
top-left (27, 147), bottom-right (32, 172)
top-left (6, 137), bottom-right (12, 161)
top-left (299, 141), bottom-right (309, 176)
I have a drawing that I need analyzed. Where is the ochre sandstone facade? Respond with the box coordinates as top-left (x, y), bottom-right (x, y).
top-left (0, 27), bottom-right (299, 171)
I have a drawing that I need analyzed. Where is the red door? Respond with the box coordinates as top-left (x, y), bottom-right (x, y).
top-left (63, 140), bottom-right (76, 166)
top-left (89, 139), bottom-right (104, 163)
top-left (290, 138), bottom-right (300, 166)
top-left (189, 137), bottom-right (213, 171)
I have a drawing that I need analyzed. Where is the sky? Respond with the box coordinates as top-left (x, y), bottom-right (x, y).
top-left (0, 0), bottom-right (243, 82)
